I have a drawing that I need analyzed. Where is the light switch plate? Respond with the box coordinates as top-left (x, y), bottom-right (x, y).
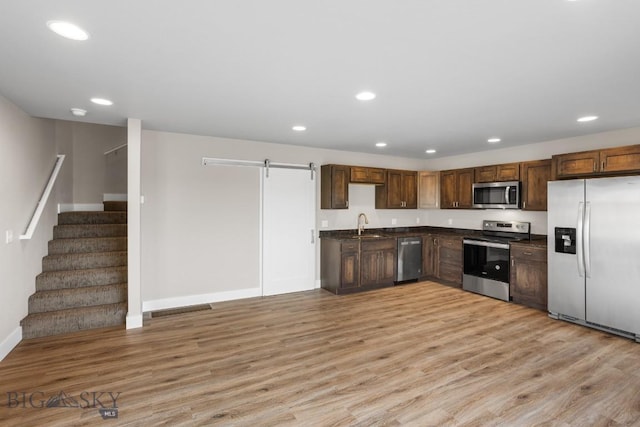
top-left (391, 218), bottom-right (397, 225)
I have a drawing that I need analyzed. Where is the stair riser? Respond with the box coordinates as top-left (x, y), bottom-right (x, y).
top-left (29, 285), bottom-right (127, 314)
top-left (58, 211), bottom-right (127, 225)
top-left (48, 237), bottom-right (127, 255)
top-left (43, 252), bottom-right (127, 272)
top-left (54, 224), bottom-right (127, 239)
top-left (21, 303), bottom-right (127, 340)
top-left (36, 267), bottom-right (127, 291)
top-left (103, 201), bottom-right (127, 212)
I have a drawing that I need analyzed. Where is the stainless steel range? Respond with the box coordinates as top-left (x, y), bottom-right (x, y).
top-left (462, 220), bottom-right (530, 301)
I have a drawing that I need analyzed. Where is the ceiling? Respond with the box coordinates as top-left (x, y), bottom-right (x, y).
top-left (1, 1), bottom-right (640, 159)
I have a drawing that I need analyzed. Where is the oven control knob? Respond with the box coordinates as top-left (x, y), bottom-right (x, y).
top-left (495, 265), bottom-right (501, 270)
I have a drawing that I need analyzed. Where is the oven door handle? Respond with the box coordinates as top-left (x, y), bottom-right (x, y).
top-left (463, 239), bottom-right (510, 250)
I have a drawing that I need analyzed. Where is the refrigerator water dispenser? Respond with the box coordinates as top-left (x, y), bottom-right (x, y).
top-left (554, 227), bottom-right (576, 254)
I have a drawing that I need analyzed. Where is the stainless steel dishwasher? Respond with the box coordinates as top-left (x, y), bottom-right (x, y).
top-left (396, 237), bottom-right (422, 282)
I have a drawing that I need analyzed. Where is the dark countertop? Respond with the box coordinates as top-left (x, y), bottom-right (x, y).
top-left (320, 226), bottom-right (548, 246)
top-left (510, 236), bottom-right (548, 248)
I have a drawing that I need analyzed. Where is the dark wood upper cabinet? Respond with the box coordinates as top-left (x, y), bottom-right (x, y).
top-left (350, 166), bottom-right (385, 184)
top-left (375, 169), bottom-right (417, 209)
top-left (475, 163), bottom-right (520, 183)
top-left (521, 159), bottom-right (551, 211)
top-left (553, 144), bottom-right (640, 179)
top-left (321, 164), bottom-right (349, 209)
top-left (553, 150), bottom-right (600, 178)
top-left (440, 168), bottom-right (473, 209)
top-left (600, 145), bottom-right (640, 174)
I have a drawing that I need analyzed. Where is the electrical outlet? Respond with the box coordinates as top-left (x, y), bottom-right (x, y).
top-left (447, 218), bottom-right (453, 225)
top-left (416, 217), bottom-right (420, 224)
top-left (5, 230), bottom-right (14, 244)
top-left (321, 220), bottom-right (328, 228)
top-left (391, 218), bottom-right (397, 225)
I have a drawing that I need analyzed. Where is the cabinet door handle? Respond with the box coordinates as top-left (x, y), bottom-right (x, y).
top-left (511, 258), bottom-right (514, 267)
top-left (602, 160), bottom-right (605, 171)
top-left (523, 201), bottom-right (526, 209)
top-left (523, 252), bottom-right (532, 256)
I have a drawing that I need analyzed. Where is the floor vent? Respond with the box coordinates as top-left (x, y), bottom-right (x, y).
top-left (150, 304), bottom-right (212, 318)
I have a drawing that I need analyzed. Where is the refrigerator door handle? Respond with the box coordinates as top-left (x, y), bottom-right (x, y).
top-left (584, 202), bottom-right (592, 278)
top-left (576, 202), bottom-right (585, 277)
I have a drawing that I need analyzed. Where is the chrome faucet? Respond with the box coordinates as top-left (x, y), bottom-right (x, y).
top-left (357, 213), bottom-right (369, 236)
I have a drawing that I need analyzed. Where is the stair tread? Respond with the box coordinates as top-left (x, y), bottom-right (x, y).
top-left (31, 283), bottom-right (127, 297)
top-left (44, 250), bottom-right (128, 259)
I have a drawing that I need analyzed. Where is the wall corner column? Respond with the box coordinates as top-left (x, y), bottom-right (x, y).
top-left (126, 118), bottom-right (143, 329)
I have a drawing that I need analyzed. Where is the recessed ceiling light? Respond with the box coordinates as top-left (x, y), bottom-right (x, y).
top-left (577, 115), bottom-right (598, 122)
top-left (91, 97), bottom-right (113, 106)
top-left (292, 125), bottom-right (306, 131)
top-left (70, 108), bottom-right (87, 117)
top-left (376, 142), bottom-right (387, 148)
top-left (425, 149), bottom-right (436, 154)
top-left (355, 91), bottom-right (376, 101)
top-left (46, 21), bottom-right (89, 41)
top-left (487, 138), bottom-right (501, 144)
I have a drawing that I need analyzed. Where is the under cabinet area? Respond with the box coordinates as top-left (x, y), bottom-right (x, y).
top-left (510, 243), bottom-right (547, 310)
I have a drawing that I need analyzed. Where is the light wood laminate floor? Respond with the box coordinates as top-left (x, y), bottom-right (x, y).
top-left (1, 281), bottom-right (640, 426)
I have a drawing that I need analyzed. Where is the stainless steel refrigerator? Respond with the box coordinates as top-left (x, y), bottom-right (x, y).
top-left (547, 176), bottom-right (640, 342)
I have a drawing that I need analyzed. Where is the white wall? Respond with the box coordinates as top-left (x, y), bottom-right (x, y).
top-left (55, 121), bottom-right (127, 205)
top-left (140, 130), bottom-right (425, 307)
top-left (0, 95), bottom-right (59, 359)
top-left (422, 127), bottom-right (640, 235)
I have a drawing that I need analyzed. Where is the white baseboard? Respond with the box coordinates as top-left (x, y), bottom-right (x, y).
top-left (0, 327), bottom-right (22, 362)
top-left (142, 287), bottom-right (262, 313)
top-left (104, 193), bottom-right (127, 202)
top-left (58, 203), bottom-right (103, 213)
top-left (126, 314), bottom-right (143, 329)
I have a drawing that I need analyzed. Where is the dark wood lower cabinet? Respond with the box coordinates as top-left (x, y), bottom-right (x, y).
top-left (359, 239), bottom-right (396, 288)
top-left (510, 243), bottom-right (547, 310)
top-left (421, 234), bottom-right (463, 287)
top-left (321, 238), bottom-right (395, 294)
top-left (436, 236), bottom-right (463, 287)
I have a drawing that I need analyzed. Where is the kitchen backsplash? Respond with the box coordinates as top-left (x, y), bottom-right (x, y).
top-left (318, 183), bottom-right (548, 235)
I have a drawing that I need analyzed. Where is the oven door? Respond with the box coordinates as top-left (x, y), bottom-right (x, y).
top-left (463, 239), bottom-right (511, 301)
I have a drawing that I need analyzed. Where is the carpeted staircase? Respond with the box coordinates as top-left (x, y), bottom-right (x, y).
top-left (20, 201), bottom-right (128, 339)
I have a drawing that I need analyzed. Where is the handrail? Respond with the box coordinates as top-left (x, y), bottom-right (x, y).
top-left (104, 143), bottom-right (127, 156)
top-left (20, 154), bottom-right (65, 240)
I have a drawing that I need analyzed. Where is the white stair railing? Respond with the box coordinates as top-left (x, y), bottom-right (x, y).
top-left (20, 154), bottom-right (65, 240)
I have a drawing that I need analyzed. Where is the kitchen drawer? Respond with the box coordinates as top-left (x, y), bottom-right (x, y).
top-left (341, 241), bottom-right (359, 252)
top-left (438, 237), bottom-right (463, 250)
top-left (361, 238), bottom-right (396, 252)
top-left (510, 244), bottom-right (545, 262)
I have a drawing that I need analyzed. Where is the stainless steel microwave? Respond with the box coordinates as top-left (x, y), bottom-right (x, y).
top-left (472, 181), bottom-right (521, 209)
